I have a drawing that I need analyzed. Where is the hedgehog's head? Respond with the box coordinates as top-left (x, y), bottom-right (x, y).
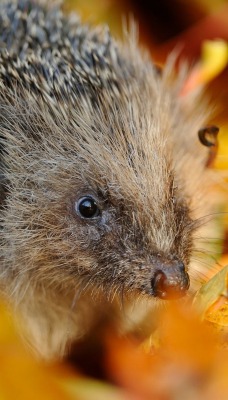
top-left (1, 62), bottom-right (211, 307)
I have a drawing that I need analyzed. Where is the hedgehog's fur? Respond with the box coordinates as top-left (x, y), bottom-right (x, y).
top-left (0, 0), bottom-right (217, 359)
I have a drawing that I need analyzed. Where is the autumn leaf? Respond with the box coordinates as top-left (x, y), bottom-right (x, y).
top-left (193, 264), bottom-right (228, 317)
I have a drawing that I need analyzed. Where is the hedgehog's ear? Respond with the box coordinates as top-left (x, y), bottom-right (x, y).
top-left (198, 125), bottom-right (219, 168)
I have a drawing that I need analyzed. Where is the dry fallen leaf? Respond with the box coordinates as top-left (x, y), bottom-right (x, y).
top-left (105, 301), bottom-right (228, 400)
top-left (193, 263), bottom-right (228, 350)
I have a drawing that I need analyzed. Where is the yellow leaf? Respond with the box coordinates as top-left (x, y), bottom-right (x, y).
top-left (193, 265), bottom-right (228, 317)
top-left (200, 40), bottom-right (228, 83)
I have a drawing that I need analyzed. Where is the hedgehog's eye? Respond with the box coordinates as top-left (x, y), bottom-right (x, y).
top-left (76, 196), bottom-right (100, 219)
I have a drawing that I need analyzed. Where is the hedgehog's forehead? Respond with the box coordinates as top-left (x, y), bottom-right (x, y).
top-left (71, 101), bottom-right (174, 201)
top-left (76, 136), bottom-right (175, 209)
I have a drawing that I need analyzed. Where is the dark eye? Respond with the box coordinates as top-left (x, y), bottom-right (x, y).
top-left (76, 196), bottom-right (100, 219)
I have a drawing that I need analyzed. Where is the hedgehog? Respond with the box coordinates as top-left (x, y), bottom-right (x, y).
top-left (0, 0), bottom-right (219, 359)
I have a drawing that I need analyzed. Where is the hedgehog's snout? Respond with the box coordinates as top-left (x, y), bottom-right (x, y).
top-left (151, 259), bottom-right (190, 300)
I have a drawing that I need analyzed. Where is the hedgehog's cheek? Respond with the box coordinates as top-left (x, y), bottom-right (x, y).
top-left (150, 260), bottom-right (190, 300)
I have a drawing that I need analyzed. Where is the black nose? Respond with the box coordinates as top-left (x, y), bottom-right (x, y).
top-left (151, 260), bottom-right (190, 300)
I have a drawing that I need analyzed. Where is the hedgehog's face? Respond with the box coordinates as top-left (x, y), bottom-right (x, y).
top-left (1, 68), bottom-right (210, 304)
top-left (2, 109), bottom-right (198, 304)
top-left (62, 176), bottom-right (192, 300)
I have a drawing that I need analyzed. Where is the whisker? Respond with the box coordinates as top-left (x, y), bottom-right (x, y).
top-left (193, 249), bottom-right (222, 256)
top-left (191, 257), bottom-right (216, 269)
top-left (192, 211), bottom-right (228, 229)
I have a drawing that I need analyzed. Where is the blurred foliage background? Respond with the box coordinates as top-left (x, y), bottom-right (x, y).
top-left (0, 1), bottom-right (228, 399)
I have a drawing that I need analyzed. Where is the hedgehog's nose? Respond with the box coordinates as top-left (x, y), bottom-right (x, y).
top-left (151, 260), bottom-right (190, 300)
